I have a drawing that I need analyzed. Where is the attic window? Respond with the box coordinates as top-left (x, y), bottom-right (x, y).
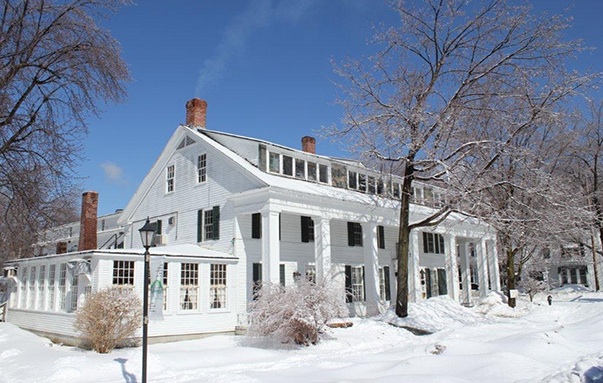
top-left (177, 136), bottom-right (196, 149)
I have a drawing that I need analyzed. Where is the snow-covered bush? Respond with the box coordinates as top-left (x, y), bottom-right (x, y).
top-left (74, 287), bottom-right (141, 353)
top-left (248, 278), bottom-right (347, 346)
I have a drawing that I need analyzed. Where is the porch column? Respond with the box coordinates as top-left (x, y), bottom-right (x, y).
top-left (459, 242), bottom-right (472, 305)
top-left (261, 210), bottom-right (280, 284)
top-left (408, 230), bottom-right (422, 302)
top-left (487, 239), bottom-right (501, 291)
top-left (314, 217), bottom-right (332, 281)
top-left (363, 222), bottom-right (380, 316)
top-left (446, 235), bottom-right (460, 302)
top-left (475, 238), bottom-right (490, 298)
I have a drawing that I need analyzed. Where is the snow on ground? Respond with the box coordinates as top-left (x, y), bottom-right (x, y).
top-left (2, 290), bottom-right (603, 383)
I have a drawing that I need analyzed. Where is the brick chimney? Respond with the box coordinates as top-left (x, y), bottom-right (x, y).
top-left (302, 136), bottom-right (316, 154)
top-left (186, 98), bottom-right (207, 128)
top-left (56, 241), bottom-right (67, 254)
top-left (78, 191), bottom-right (98, 251)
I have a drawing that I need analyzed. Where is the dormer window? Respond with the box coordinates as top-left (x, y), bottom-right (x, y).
top-left (283, 155), bottom-right (293, 176)
top-left (269, 152), bottom-right (280, 173)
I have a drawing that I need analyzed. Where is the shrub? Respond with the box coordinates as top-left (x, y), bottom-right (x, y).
top-left (248, 277), bottom-right (347, 346)
top-left (74, 287), bottom-right (142, 353)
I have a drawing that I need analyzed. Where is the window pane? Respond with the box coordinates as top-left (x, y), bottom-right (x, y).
top-left (269, 152), bottom-right (280, 173)
top-left (307, 162), bottom-right (317, 181)
top-left (348, 171), bottom-right (357, 189)
top-left (319, 164), bottom-right (328, 183)
top-left (283, 156), bottom-right (293, 176)
top-left (197, 154), bottom-right (207, 183)
top-left (210, 264), bottom-right (227, 309)
top-left (295, 159), bottom-right (305, 179)
top-left (180, 263), bottom-right (199, 310)
top-left (358, 174), bottom-right (366, 192)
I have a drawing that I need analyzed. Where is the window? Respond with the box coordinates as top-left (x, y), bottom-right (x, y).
top-left (197, 206), bottom-right (220, 241)
top-left (358, 174), bottom-right (367, 192)
top-left (269, 152), bottom-right (280, 173)
top-left (379, 266), bottom-right (391, 301)
top-left (301, 216), bottom-right (314, 243)
top-left (58, 264), bottom-right (67, 311)
top-left (347, 222), bottom-right (363, 247)
top-left (295, 159), bottom-right (305, 179)
top-left (69, 270), bottom-right (78, 312)
top-left (19, 267), bottom-right (27, 308)
top-left (28, 267), bottom-right (35, 309)
top-left (307, 162), bottom-right (317, 181)
top-left (113, 260), bottom-right (135, 286)
top-left (423, 232), bottom-right (445, 254)
top-left (377, 225), bottom-right (385, 249)
top-left (348, 171), bottom-right (358, 189)
top-left (368, 176), bottom-right (376, 194)
top-left (197, 154), bottom-right (207, 183)
top-left (280, 264), bottom-right (286, 286)
top-left (345, 265), bottom-right (365, 302)
top-left (210, 264), bottom-right (227, 309)
top-left (252, 213), bottom-right (261, 239)
top-left (180, 263), bottom-right (199, 310)
top-left (252, 263), bottom-right (262, 300)
top-left (305, 265), bottom-right (316, 283)
top-left (37, 265), bottom-right (45, 310)
top-left (283, 155), bottom-right (293, 176)
top-left (166, 165), bottom-right (175, 193)
top-left (48, 264), bottom-right (56, 311)
top-left (319, 164), bottom-right (329, 183)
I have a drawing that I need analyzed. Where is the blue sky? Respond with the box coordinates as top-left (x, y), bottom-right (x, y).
top-left (79, 1), bottom-right (603, 215)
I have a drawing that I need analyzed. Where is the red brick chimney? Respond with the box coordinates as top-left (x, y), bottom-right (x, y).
top-left (186, 98), bottom-right (207, 128)
top-left (78, 191), bottom-right (98, 251)
top-left (56, 241), bottom-right (67, 254)
top-left (302, 136), bottom-right (316, 154)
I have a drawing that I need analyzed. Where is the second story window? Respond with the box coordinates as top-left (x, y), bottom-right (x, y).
top-left (423, 232), bottom-right (445, 255)
top-left (197, 206), bottom-right (220, 242)
top-left (197, 154), bottom-right (207, 183)
top-left (347, 222), bottom-right (363, 247)
top-left (166, 165), bottom-right (175, 193)
top-left (301, 216), bottom-right (314, 243)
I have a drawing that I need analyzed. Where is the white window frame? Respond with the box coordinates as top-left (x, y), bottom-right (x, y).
top-left (350, 266), bottom-right (364, 302)
top-left (37, 265), bottom-right (46, 310)
top-left (48, 264), bottom-right (56, 311)
top-left (197, 154), bottom-right (207, 183)
top-left (166, 164), bottom-right (175, 193)
top-left (58, 264), bottom-right (67, 311)
top-left (209, 264), bottom-right (227, 310)
top-left (180, 263), bottom-right (199, 311)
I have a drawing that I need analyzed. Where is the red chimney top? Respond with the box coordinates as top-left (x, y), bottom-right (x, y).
top-left (302, 136), bottom-right (316, 154)
top-left (78, 191), bottom-right (98, 251)
top-left (186, 98), bottom-right (207, 128)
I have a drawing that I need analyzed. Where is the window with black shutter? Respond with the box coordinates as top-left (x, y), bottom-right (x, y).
top-left (301, 216), bottom-right (314, 243)
top-left (252, 213), bottom-right (261, 239)
top-left (347, 222), bottom-right (363, 247)
top-left (377, 225), bottom-right (385, 249)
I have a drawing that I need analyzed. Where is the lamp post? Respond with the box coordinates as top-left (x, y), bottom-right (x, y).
top-left (138, 218), bottom-right (156, 383)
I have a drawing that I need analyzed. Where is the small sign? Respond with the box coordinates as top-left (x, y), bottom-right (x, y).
top-left (509, 289), bottom-right (519, 299)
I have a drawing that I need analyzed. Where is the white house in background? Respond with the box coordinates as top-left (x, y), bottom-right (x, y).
top-left (1, 98), bottom-right (500, 343)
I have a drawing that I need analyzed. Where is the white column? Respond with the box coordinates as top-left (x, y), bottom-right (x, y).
top-left (446, 235), bottom-right (460, 302)
top-left (459, 242), bottom-right (472, 305)
top-left (487, 239), bottom-right (501, 291)
top-left (314, 217), bottom-right (332, 281)
top-left (363, 222), bottom-right (380, 316)
top-left (408, 230), bottom-right (422, 302)
top-left (261, 210), bottom-right (280, 284)
top-left (475, 239), bottom-right (490, 298)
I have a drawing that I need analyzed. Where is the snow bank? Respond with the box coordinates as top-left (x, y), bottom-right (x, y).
top-left (472, 291), bottom-right (531, 318)
top-left (380, 295), bottom-right (488, 333)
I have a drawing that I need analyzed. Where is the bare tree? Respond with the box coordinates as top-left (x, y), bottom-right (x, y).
top-left (331, 0), bottom-right (595, 316)
top-left (0, 0), bottom-right (130, 262)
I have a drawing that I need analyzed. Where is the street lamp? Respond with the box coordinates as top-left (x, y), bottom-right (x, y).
top-left (139, 218), bottom-right (156, 383)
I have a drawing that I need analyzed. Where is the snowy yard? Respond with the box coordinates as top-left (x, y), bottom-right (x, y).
top-left (2, 289), bottom-right (603, 383)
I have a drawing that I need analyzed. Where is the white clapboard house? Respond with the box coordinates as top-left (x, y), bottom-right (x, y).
top-left (1, 99), bottom-right (500, 344)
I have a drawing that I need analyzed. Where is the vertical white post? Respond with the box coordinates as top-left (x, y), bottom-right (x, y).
top-left (363, 222), bottom-right (380, 316)
top-left (487, 239), bottom-right (501, 291)
top-left (446, 234), bottom-right (460, 302)
top-left (459, 242), bottom-right (472, 305)
top-left (476, 239), bottom-right (490, 298)
top-left (408, 230), bottom-right (422, 302)
top-left (261, 210), bottom-right (280, 284)
top-left (314, 217), bottom-right (332, 281)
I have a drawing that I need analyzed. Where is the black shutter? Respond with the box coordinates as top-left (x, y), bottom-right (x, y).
top-left (345, 265), bottom-right (352, 303)
top-left (212, 206), bottom-right (220, 240)
top-left (347, 222), bottom-right (355, 247)
top-left (301, 216), bottom-right (309, 243)
top-left (279, 264), bottom-right (285, 286)
top-left (378, 225), bottom-right (385, 249)
top-left (252, 213), bottom-right (261, 239)
top-left (156, 220), bottom-right (163, 235)
top-left (425, 268), bottom-right (432, 298)
top-left (384, 266), bottom-right (391, 301)
top-left (437, 269), bottom-right (447, 295)
top-left (197, 210), bottom-right (203, 242)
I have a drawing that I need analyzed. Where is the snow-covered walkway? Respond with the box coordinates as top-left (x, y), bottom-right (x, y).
top-left (2, 290), bottom-right (603, 383)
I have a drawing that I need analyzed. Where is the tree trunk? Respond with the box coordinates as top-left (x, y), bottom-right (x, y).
top-left (395, 168), bottom-right (414, 318)
top-left (591, 232), bottom-right (600, 291)
top-left (506, 248), bottom-right (516, 308)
